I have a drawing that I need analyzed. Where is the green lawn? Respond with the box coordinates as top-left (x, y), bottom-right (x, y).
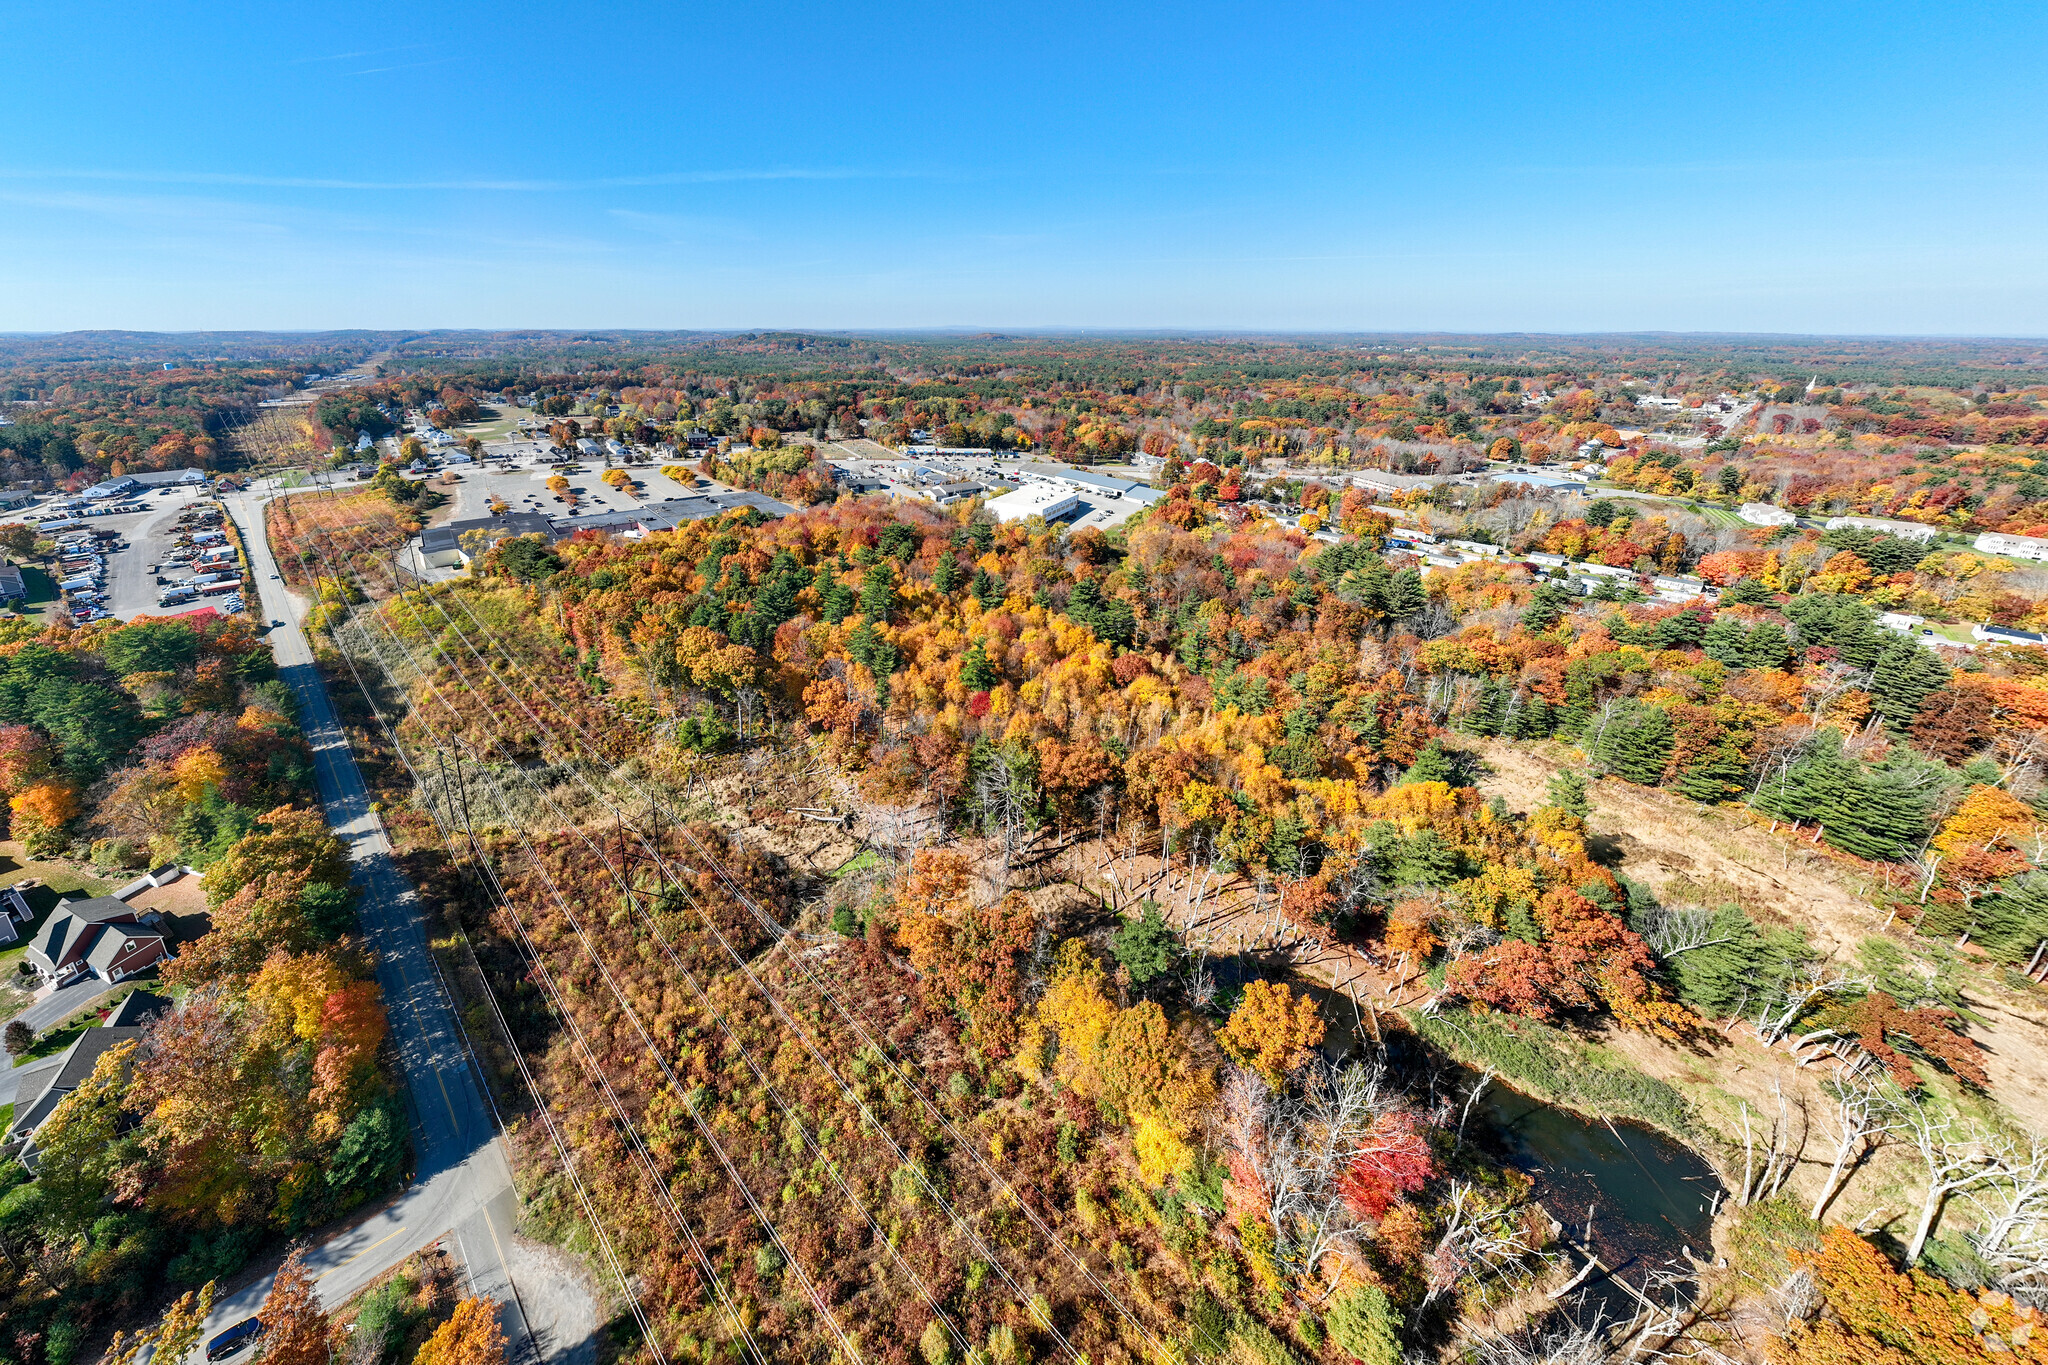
top-left (832, 849), bottom-right (883, 880)
top-left (1679, 501), bottom-right (1749, 527)
top-left (0, 850), bottom-right (114, 987)
top-left (16, 1014), bottom-right (95, 1064)
top-left (454, 405), bottom-right (536, 443)
top-left (1920, 620), bottom-right (1977, 645)
top-left (18, 565), bottom-right (55, 605)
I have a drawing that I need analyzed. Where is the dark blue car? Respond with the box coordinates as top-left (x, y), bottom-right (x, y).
top-left (205, 1317), bottom-right (265, 1361)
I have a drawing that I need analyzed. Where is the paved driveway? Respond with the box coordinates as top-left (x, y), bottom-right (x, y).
top-left (12, 975), bottom-right (122, 1033)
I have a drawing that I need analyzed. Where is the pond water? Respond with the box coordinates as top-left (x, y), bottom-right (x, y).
top-left (1472, 1082), bottom-right (1721, 1310)
top-left (1247, 965), bottom-right (1723, 1312)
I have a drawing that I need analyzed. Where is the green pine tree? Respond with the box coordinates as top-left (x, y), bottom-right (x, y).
top-left (1591, 702), bottom-right (1674, 785)
top-left (1111, 901), bottom-right (1177, 986)
top-left (971, 566), bottom-right (1004, 610)
top-left (1743, 622), bottom-right (1793, 669)
top-left (822, 579), bottom-right (856, 624)
top-left (960, 641), bottom-right (998, 691)
top-left (1399, 739), bottom-right (1461, 786)
top-left (859, 562), bottom-right (898, 621)
top-left (1869, 635), bottom-right (1951, 732)
top-left (1676, 741), bottom-right (1747, 803)
top-left (1385, 568), bottom-right (1428, 619)
top-left (1700, 615), bottom-right (1747, 666)
top-left (1544, 767), bottom-right (1590, 819)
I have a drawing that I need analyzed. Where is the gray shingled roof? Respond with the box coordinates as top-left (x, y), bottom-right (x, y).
top-left (9, 1027), bottom-right (144, 1147)
top-left (56, 897), bottom-right (142, 925)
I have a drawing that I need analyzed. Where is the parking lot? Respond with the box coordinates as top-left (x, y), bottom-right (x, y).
top-left (442, 443), bottom-right (715, 522)
top-left (29, 486), bottom-right (239, 625)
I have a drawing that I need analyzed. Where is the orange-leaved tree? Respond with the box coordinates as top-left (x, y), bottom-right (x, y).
top-left (258, 1246), bottom-right (330, 1365)
top-left (1218, 980), bottom-right (1325, 1085)
top-left (415, 1297), bottom-right (507, 1365)
top-left (1772, 1225), bottom-right (2048, 1364)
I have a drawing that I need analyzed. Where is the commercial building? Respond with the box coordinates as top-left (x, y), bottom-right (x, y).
top-left (81, 468), bottom-right (208, 500)
top-left (417, 492), bottom-right (797, 569)
top-left (984, 484), bottom-right (1080, 524)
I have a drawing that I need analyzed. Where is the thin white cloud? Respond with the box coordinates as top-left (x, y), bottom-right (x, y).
top-left (0, 166), bottom-right (923, 192)
top-left (287, 42), bottom-right (434, 65)
top-left (346, 56), bottom-right (465, 77)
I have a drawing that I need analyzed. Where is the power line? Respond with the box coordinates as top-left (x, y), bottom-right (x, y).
top-left (307, 484), bottom-right (1169, 1360)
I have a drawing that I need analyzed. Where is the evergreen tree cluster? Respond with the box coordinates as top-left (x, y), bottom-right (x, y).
top-left (1588, 700), bottom-right (1675, 785)
top-left (1752, 730), bottom-right (1950, 860)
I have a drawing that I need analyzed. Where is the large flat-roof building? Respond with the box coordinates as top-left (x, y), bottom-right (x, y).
top-left (985, 484), bottom-right (1080, 524)
top-left (81, 468), bottom-right (208, 500)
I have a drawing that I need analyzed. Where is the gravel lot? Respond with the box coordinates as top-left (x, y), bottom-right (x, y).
top-left (499, 1237), bottom-right (598, 1365)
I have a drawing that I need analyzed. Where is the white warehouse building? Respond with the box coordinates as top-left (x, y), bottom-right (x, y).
top-left (1826, 515), bottom-right (1940, 542)
top-left (984, 484), bottom-right (1080, 524)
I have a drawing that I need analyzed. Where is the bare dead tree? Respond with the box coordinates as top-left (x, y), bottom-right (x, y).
top-left (1810, 1068), bottom-right (1904, 1222)
top-left (1756, 972), bottom-right (1864, 1047)
top-left (1733, 1079), bottom-right (1804, 1207)
top-left (1462, 1309), bottom-right (1615, 1365)
top-left (1967, 1131), bottom-right (2048, 1299)
top-left (1632, 903), bottom-right (1739, 960)
top-left (1901, 1107), bottom-right (2001, 1265)
top-left (973, 746), bottom-right (1034, 890)
top-left (1423, 1182), bottom-right (1559, 1310)
top-left (1219, 1059), bottom-right (1399, 1288)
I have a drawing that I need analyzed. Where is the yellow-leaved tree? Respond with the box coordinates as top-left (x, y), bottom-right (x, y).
top-left (1218, 980), bottom-right (1325, 1085)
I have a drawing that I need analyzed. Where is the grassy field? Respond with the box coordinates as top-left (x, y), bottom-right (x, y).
top-left (454, 405), bottom-right (537, 443)
top-left (1678, 501), bottom-right (1750, 527)
top-left (1920, 620), bottom-right (1977, 645)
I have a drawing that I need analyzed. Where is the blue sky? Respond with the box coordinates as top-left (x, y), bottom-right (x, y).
top-left (4, 0), bottom-right (2044, 333)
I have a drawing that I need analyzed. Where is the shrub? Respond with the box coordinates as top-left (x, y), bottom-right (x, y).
top-left (1325, 1284), bottom-right (1399, 1365)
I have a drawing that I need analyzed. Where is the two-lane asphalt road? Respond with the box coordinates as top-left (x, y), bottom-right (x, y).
top-left (182, 492), bottom-right (536, 1361)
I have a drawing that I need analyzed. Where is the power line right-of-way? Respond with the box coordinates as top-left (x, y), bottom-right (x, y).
top-left (286, 483), bottom-right (1176, 1362)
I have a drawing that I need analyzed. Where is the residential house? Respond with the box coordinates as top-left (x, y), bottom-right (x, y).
top-left (24, 896), bottom-right (167, 986)
top-left (1974, 623), bottom-right (2048, 647)
top-left (1975, 531), bottom-right (2048, 562)
top-left (8, 1024), bottom-right (147, 1171)
top-left (0, 886), bottom-right (32, 946)
top-left (1738, 503), bottom-right (1798, 527)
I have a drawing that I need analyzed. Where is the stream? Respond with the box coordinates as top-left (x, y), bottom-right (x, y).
top-left (1235, 964), bottom-right (1724, 1315)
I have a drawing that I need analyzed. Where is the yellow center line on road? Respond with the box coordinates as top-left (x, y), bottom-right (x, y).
top-left (436, 1066), bottom-right (458, 1135)
top-left (332, 1225), bottom-right (406, 1269)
